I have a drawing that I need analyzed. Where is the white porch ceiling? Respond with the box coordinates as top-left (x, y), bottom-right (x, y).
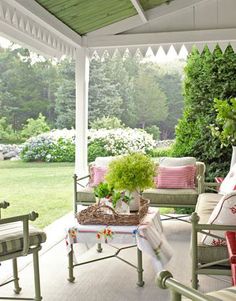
top-left (86, 0), bottom-right (236, 58)
top-left (0, 0), bottom-right (236, 58)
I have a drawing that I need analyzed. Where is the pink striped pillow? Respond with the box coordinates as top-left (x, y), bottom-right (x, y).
top-left (157, 165), bottom-right (196, 189)
top-left (89, 166), bottom-right (107, 187)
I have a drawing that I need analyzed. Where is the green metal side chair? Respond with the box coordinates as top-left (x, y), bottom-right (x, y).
top-left (0, 201), bottom-right (47, 301)
top-left (190, 212), bottom-right (236, 290)
top-left (157, 270), bottom-right (236, 301)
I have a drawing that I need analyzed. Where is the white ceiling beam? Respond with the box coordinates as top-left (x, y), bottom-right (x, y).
top-left (130, 0), bottom-right (147, 23)
top-left (86, 28), bottom-right (236, 48)
top-left (10, 0), bottom-right (82, 48)
top-left (87, 0), bottom-right (207, 37)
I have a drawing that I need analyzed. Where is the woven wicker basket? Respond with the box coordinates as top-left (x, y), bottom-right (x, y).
top-left (76, 198), bottom-right (149, 226)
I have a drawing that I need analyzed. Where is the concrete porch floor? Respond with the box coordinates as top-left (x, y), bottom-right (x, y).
top-left (0, 214), bottom-right (231, 301)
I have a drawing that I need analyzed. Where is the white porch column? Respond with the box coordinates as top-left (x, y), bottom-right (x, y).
top-left (75, 47), bottom-right (90, 176)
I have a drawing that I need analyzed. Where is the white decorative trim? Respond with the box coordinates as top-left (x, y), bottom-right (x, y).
top-left (12, 0), bottom-right (82, 47)
top-left (0, 0), bottom-right (78, 58)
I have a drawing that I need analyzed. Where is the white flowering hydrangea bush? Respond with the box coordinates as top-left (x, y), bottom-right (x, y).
top-left (21, 128), bottom-right (156, 162)
top-left (20, 129), bottom-right (75, 162)
top-left (88, 128), bottom-right (155, 162)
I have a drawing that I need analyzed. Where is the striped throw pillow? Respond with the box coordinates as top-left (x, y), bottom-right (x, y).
top-left (89, 166), bottom-right (107, 187)
top-left (156, 165), bottom-right (196, 189)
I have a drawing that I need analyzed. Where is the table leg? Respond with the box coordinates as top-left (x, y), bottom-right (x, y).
top-left (137, 248), bottom-right (144, 287)
top-left (68, 246), bottom-right (75, 283)
top-left (97, 242), bottom-right (103, 253)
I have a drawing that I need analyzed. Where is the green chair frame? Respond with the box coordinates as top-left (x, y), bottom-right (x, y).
top-left (0, 201), bottom-right (44, 301)
top-left (157, 270), bottom-right (219, 301)
top-left (191, 212), bottom-right (236, 289)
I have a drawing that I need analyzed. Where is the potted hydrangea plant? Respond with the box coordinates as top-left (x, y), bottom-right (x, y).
top-left (105, 153), bottom-right (155, 211)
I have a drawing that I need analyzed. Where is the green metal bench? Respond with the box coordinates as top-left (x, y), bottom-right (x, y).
top-left (73, 160), bottom-right (206, 215)
top-left (0, 201), bottom-right (46, 301)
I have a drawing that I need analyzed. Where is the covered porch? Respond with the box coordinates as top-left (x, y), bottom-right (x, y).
top-left (0, 0), bottom-right (236, 300)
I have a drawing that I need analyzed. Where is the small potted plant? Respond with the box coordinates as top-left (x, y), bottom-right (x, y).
top-left (111, 191), bottom-right (131, 214)
top-left (105, 153), bottom-right (155, 211)
top-left (94, 182), bottom-right (113, 207)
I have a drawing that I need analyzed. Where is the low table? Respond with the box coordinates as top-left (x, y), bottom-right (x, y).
top-left (65, 207), bottom-right (172, 286)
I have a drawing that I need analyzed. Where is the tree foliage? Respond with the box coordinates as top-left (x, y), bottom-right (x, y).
top-left (0, 47), bottom-right (58, 129)
top-left (0, 45), bottom-right (184, 140)
top-left (133, 67), bottom-right (168, 128)
top-left (55, 59), bottom-right (75, 128)
top-left (21, 113), bottom-right (50, 138)
top-left (173, 45), bottom-right (236, 179)
top-left (88, 57), bottom-right (123, 123)
top-left (90, 116), bottom-right (125, 129)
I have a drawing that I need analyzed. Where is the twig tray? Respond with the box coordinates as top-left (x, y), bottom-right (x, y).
top-left (76, 198), bottom-right (149, 226)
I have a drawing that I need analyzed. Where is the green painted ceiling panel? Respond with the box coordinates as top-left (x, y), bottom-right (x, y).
top-left (36, 0), bottom-right (172, 35)
top-left (140, 0), bottom-right (172, 11)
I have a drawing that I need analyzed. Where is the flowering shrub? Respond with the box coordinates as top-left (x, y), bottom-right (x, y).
top-left (88, 128), bottom-right (155, 161)
top-left (21, 128), bottom-right (155, 162)
top-left (20, 129), bottom-right (75, 162)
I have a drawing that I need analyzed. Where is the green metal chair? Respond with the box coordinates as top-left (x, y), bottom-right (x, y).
top-left (191, 212), bottom-right (236, 289)
top-left (0, 201), bottom-right (47, 301)
top-left (157, 270), bottom-right (236, 301)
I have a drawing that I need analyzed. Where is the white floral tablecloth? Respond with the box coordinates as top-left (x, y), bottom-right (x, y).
top-left (65, 206), bottom-right (173, 272)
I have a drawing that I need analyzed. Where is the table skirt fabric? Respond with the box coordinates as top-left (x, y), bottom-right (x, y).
top-left (65, 207), bottom-right (173, 272)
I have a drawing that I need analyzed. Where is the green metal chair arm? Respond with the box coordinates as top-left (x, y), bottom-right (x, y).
top-left (74, 173), bottom-right (90, 188)
top-left (156, 270), bottom-right (213, 301)
top-left (191, 211), bottom-right (236, 232)
top-left (0, 211), bottom-right (39, 256)
top-left (204, 182), bottom-right (221, 193)
top-left (0, 201), bottom-right (10, 209)
top-left (0, 201), bottom-right (10, 219)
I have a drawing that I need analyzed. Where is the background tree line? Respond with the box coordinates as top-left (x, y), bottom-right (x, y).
top-left (0, 46), bottom-right (184, 141)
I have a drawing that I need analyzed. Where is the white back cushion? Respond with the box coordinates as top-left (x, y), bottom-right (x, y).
top-left (159, 157), bottom-right (196, 167)
top-left (94, 156), bottom-right (116, 167)
top-left (202, 192), bottom-right (236, 246)
top-left (219, 163), bottom-right (236, 195)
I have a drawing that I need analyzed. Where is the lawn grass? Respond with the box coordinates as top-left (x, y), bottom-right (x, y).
top-left (0, 161), bottom-right (74, 228)
top-left (0, 160), bottom-right (174, 229)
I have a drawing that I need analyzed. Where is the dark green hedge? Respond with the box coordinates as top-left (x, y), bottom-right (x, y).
top-left (172, 45), bottom-right (236, 180)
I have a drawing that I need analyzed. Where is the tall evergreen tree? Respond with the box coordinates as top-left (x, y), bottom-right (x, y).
top-left (88, 57), bottom-right (123, 125)
top-left (55, 59), bottom-right (75, 128)
top-left (173, 45), bottom-right (236, 179)
top-left (0, 47), bottom-right (58, 129)
top-left (133, 68), bottom-right (168, 129)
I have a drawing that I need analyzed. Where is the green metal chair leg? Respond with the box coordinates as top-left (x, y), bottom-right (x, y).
top-left (171, 290), bottom-right (182, 301)
top-left (97, 243), bottom-right (103, 253)
top-left (191, 212), bottom-right (199, 289)
top-left (137, 248), bottom-right (144, 287)
top-left (12, 258), bottom-right (22, 294)
top-left (68, 247), bottom-right (75, 283)
top-left (33, 250), bottom-right (42, 301)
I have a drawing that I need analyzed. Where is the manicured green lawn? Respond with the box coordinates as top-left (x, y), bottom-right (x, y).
top-left (0, 160), bottom-right (174, 229)
top-left (0, 161), bottom-right (74, 228)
